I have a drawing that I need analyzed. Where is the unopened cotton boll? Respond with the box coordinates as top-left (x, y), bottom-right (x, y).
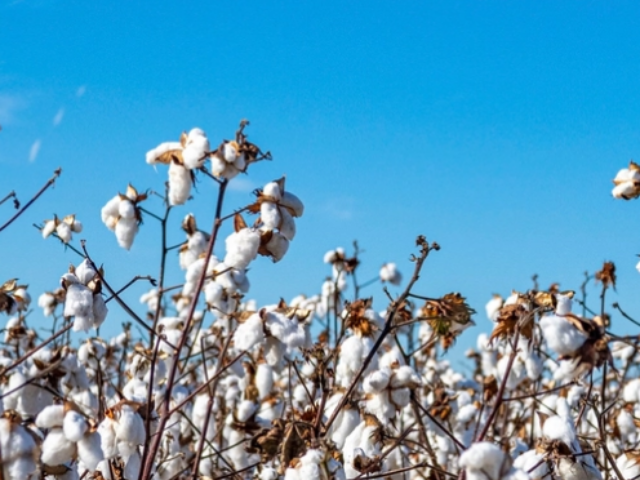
top-left (168, 161), bottom-right (192, 205)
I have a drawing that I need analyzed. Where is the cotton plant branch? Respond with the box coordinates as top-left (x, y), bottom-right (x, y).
top-left (0, 167), bottom-right (61, 233)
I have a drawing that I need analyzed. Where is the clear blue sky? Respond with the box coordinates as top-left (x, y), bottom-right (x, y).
top-left (2, 1), bottom-right (640, 356)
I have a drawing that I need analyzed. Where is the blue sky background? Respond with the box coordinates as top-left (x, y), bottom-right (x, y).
top-left (2, 1), bottom-right (640, 358)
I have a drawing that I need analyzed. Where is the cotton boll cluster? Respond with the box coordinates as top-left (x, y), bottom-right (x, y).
top-left (101, 184), bottom-right (147, 249)
top-left (60, 259), bottom-right (108, 332)
top-left (41, 214), bottom-right (82, 244)
top-left (612, 160), bottom-right (640, 199)
top-left (0, 412), bottom-right (40, 479)
top-left (362, 365), bottom-right (420, 422)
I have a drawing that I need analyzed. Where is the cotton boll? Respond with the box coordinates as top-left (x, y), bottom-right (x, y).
top-left (42, 427), bottom-right (77, 466)
top-left (485, 295), bottom-right (503, 322)
top-left (123, 451), bottom-right (142, 480)
top-left (115, 216), bottom-right (138, 250)
top-left (236, 400), bottom-right (258, 422)
top-left (233, 152), bottom-right (246, 171)
top-left (71, 219), bottom-right (83, 233)
top-left (101, 195), bottom-right (121, 229)
top-left (63, 410), bottom-right (88, 442)
top-left (77, 431), bottom-right (104, 471)
top-left (168, 161), bottom-right (192, 205)
top-left (233, 313), bottom-right (265, 351)
top-left (210, 155), bottom-right (227, 176)
top-left (64, 284), bottom-right (94, 331)
top-left (222, 141), bottom-right (239, 163)
top-left (92, 294), bottom-right (108, 329)
top-left (617, 453), bottom-right (640, 480)
top-left (390, 388), bottom-right (411, 408)
top-left (75, 259), bottom-right (97, 286)
top-left (278, 207), bottom-right (297, 241)
top-left (263, 181), bottom-right (282, 201)
top-left (182, 128), bottom-right (210, 169)
top-left (256, 363), bottom-right (274, 400)
top-left (264, 231), bottom-right (290, 262)
top-left (98, 418), bottom-right (117, 459)
top-left (36, 404), bottom-right (65, 429)
top-left (555, 293), bottom-right (573, 316)
top-left (56, 221), bottom-right (72, 243)
top-left (280, 191), bottom-right (304, 217)
top-left (115, 405), bottom-right (145, 445)
top-left (224, 228), bottom-right (260, 269)
top-left (379, 263), bottom-right (402, 285)
top-left (364, 370), bottom-right (390, 393)
top-left (459, 442), bottom-right (508, 480)
top-left (540, 315), bottom-right (588, 357)
top-left (42, 219), bottom-right (56, 238)
top-left (260, 202), bottom-right (281, 230)
top-left (525, 353), bottom-right (543, 380)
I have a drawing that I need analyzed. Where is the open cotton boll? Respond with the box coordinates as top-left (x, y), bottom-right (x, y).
top-left (379, 263), bottom-right (402, 285)
top-left (92, 294), bottom-right (108, 329)
top-left (115, 405), bottom-right (145, 445)
top-left (485, 295), bottom-right (503, 322)
top-left (42, 219), bottom-right (56, 238)
top-left (263, 181), bottom-right (282, 201)
top-left (123, 451), bottom-right (142, 480)
top-left (236, 400), bottom-right (258, 422)
top-left (75, 259), bottom-right (97, 286)
top-left (617, 453), bottom-right (640, 480)
top-left (459, 442), bottom-right (509, 480)
top-left (224, 228), bottom-right (260, 269)
top-left (540, 315), bottom-right (588, 357)
top-left (42, 427), bottom-right (77, 466)
top-left (278, 207), bottom-right (296, 241)
top-left (101, 195), bottom-right (121, 229)
top-left (280, 191), bottom-right (304, 217)
top-left (77, 431), bottom-right (104, 472)
top-left (555, 293), bottom-right (573, 315)
top-left (64, 284), bottom-right (94, 332)
top-left (364, 369), bottom-right (391, 393)
top-left (98, 418), bottom-right (118, 459)
top-left (264, 231), bottom-right (290, 262)
top-left (182, 128), bottom-right (210, 169)
top-left (233, 313), bottom-right (265, 351)
top-left (146, 141), bottom-right (182, 165)
top-left (222, 141), bottom-right (239, 163)
top-left (115, 216), bottom-right (138, 250)
top-left (513, 450), bottom-right (548, 480)
top-left (168, 161), bottom-right (192, 205)
top-left (255, 363), bottom-right (274, 400)
top-left (56, 221), bottom-right (72, 243)
top-left (36, 404), bottom-right (65, 429)
top-left (63, 410), bottom-right (88, 442)
top-left (260, 201), bottom-right (281, 230)
top-left (613, 181), bottom-right (638, 199)
top-left (210, 155), bottom-right (227, 177)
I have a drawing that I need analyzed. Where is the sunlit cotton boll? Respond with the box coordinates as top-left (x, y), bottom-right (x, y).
top-left (233, 313), bottom-right (265, 351)
top-left (182, 128), bottom-right (210, 169)
top-left (168, 161), bottom-right (192, 205)
top-left (64, 283), bottom-right (95, 332)
top-left (115, 216), bottom-right (138, 250)
top-left (224, 228), bottom-right (260, 269)
top-left (379, 263), bottom-right (402, 285)
top-left (77, 431), bottom-right (104, 472)
top-left (540, 315), bottom-right (588, 357)
top-left (41, 427), bottom-right (76, 466)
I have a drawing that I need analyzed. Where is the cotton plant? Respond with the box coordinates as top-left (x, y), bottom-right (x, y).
top-left (101, 184), bottom-right (147, 249)
top-left (41, 213), bottom-right (82, 244)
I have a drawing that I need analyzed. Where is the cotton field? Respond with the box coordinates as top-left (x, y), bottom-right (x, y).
top-left (1, 122), bottom-right (640, 480)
